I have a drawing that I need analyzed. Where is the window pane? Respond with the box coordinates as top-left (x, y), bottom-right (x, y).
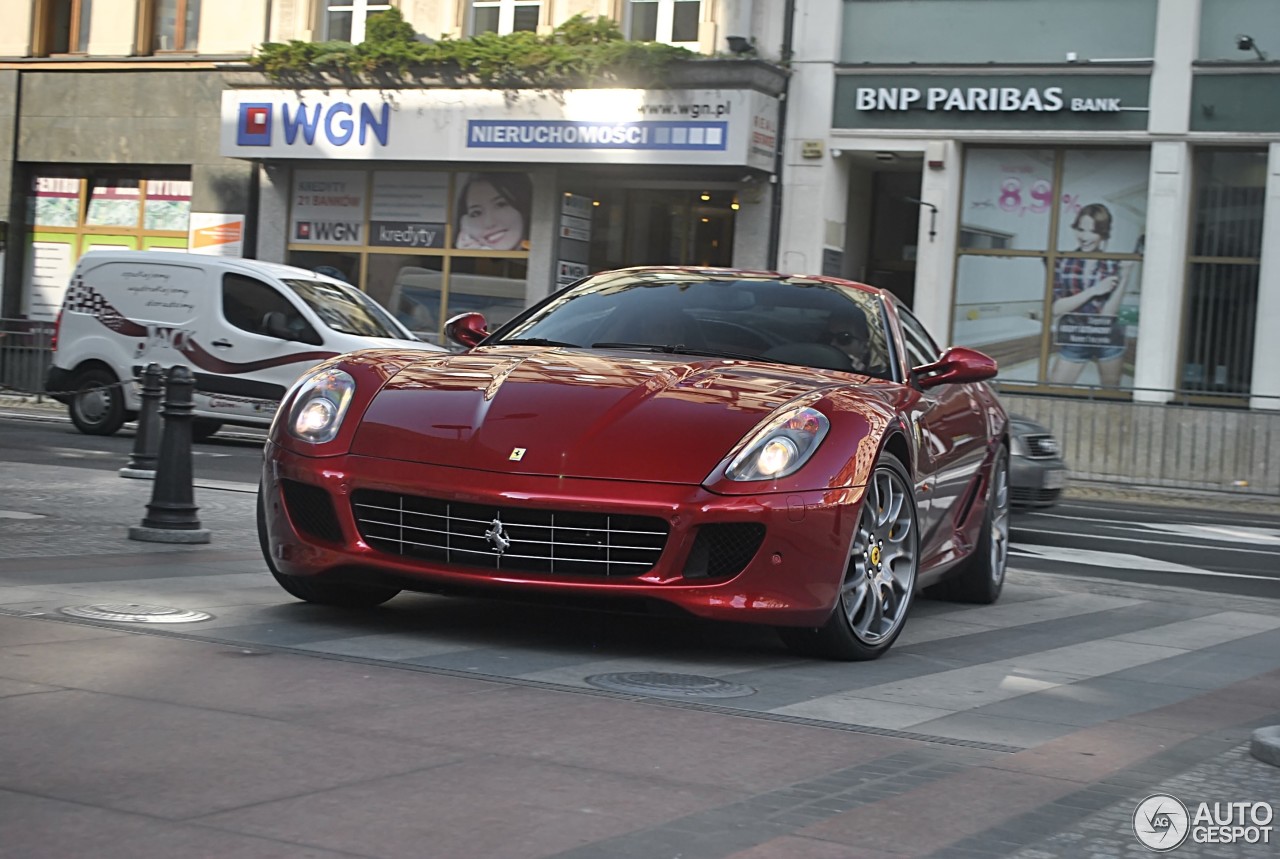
top-left (327, 9), bottom-right (353, 41)
top-left (153, 0), bottom-right (177, 50)
top-left (1198, 0), bottom-right (1280, 59)
top-left (182, 0), bottom-right (199, 49)
top-left (143, 179), bottom-right (192, 231)
top-left (959, 149), bottom-right (1054, 251)
top-left (513, 4), bottom-right (540, 32)
top-left (1181, 263), bottom-right (1258, 394)
top-left (630, 1), bottom-right (658, 40)
top-left (85, 177), bottom-right (140, 227)
top-left (472, 4), bottom-right (499, 34)
top-left (366, 256), bottom-right (446, 342)
top-left (1191, 150), bottom-right (1266, 258)
top-left (31, 177), bottom-right (80, 227)
top-left (841, 0), bottom-right (1157, 64)
top-left (49, 0), bottom-right (73, 53)
top-left (952, 254), bottom-right (1047, 384)
top-left (1056, 149), bottom-right (1149, 255)
top-left (76, 0), bottom-right (92, 51)
top-left (672, 0), bottom-right (700, 42)
top-left (447, 258), bottom-right (528, 331)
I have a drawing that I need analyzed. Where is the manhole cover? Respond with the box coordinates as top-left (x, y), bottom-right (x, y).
top-left (60, 604), bottom-right (214, 624)
top-left (585, 672), bottom-right (756, 699)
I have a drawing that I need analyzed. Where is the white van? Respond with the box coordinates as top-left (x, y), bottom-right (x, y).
top-left (46, 251), bottom-right (444, 437)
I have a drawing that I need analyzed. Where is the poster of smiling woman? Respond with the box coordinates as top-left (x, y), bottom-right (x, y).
top-left (452, 173), bottom-right (533, 251)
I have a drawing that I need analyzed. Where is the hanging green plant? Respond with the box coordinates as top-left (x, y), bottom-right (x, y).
top-left (250, 10), bottom-right (698, 88)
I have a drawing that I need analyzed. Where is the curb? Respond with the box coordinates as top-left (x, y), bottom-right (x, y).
top-left (1251, 726), bottom-right (1280, 768)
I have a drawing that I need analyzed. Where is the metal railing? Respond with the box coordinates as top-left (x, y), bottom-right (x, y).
top-left (0, 318), bottom-right (55, 401)
top-left (998, 384), bottom-right (1280, 497)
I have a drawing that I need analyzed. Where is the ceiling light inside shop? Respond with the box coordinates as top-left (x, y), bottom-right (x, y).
top-left (700, 193), bottom-right (711, 201)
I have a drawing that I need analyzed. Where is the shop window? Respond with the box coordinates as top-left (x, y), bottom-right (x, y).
top-left (1179, 150), bottom-right (1265, 397)
top-left (1197, 0), bottom-right (1280, 60)
top-left (324, 0), bottom-right (393, 43)
top-left (35, 0), bottom-right (92, 55)
top-left (952, 147), bottom-right (1149, 392)
top-left (151, 0), bottom-right (200, 51)
top-left (470, 0), bottom-right (540, 36)
top-left (627, 0), bottom-right (700, 47)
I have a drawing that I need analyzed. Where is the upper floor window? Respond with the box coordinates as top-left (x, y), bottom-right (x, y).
top-left (36, 0), bottom-right (92, 55)
top-left (152, 0), bottom-right (200, 51)
top-left (325, 0), bottom-right (393, 43)
top-left (628, 0), bottom-right (700, 47)
top-left (470, 0), bottom-right (540, 36)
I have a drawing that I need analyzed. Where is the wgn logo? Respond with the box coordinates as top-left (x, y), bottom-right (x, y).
top-left (295, 221), bottom-right (361, 242)
top-left (1133, 794), bottom-right (1190, 852)
top-left (237, 101), bottom-right (391, 148)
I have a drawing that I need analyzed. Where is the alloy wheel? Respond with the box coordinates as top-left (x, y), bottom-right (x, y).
top-left (841, 465), bottom-right (918, 644)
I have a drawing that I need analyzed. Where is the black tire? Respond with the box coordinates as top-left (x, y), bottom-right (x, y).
top-left (256, 485), bottom-right (400, 608)
top-left (935, 446), bottom-right (1010, 604)
top-left (69, 367), bottom-right (126, 436)
top-left (778, 452), bottom-right (920, 661)
top-left (192, 420), bottom-right (223, 442)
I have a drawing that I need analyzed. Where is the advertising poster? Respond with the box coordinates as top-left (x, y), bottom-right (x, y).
top-left (25, 241), bottom-right (74, 321)
top-left (370, 171), bottom-right (448, 249)
top-left (289, 170), bottom-right (366, 246)
top-left (952, 148), bottom-right (1148, 388)
top-left (188, 213), bottom-right (246, 256)
top-left (143, 179), bottom-right (193, 231)
top-left (31, 177), bottom-right (79, 228)
top-left (452, 172), bottom-right (533, 251)
top-left (85, 178), bottom-right (141, 227)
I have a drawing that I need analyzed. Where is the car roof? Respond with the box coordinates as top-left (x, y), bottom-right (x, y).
top-left (74, 250), bottom-right (340, 284)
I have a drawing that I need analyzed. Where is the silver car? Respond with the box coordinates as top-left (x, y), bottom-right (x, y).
top-left (1009, 414), bottom-right (1068, 507)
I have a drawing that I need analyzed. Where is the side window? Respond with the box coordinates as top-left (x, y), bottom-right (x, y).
top-left (221, 274), bottom-right (321, 344)
top-left (897, 307), bottom-right (942, 369)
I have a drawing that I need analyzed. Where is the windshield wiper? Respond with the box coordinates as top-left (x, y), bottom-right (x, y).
top-left (490, 337), bottom-right (579, 348)
top-left (591, 342), bottom-right (761, 362)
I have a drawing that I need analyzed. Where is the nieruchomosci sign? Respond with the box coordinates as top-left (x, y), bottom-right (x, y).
top-left (221, 88), bottom-right (778, 171)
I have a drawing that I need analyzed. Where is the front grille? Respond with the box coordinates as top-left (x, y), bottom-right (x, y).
top-left (1022, 434), bottom-right (1059, 459)
top-left (281, 479), bottom-right (344, 542)
top-left (1011, 486), bottom-right (1062, 506)
top-left (682, 524), bottom-right (766, 579)
top-left (351, 490), bottom-right (669, 578)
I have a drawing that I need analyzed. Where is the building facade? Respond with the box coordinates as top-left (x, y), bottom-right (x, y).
top-left (780, 0), bottom-right (1280, 417)
top-left (0, 0), bottom-right (786, 343)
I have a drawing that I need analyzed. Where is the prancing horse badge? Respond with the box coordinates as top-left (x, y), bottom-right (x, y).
top-left (509, 448), bottom-right (526, 461)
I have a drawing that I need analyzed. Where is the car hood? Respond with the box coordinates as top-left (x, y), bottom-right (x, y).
top-left (349, 347), bottom-right (850, 483)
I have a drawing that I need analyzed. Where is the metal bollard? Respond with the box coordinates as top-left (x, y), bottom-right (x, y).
top-left (128, 365), bottom-right (211, 544)
top-left (119, 363), bottom-right (163, 479)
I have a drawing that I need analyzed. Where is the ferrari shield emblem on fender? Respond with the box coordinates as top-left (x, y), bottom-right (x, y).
top-left (509, 447), bottom-right (526, 461)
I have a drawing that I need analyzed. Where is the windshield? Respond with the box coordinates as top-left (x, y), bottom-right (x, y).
top-left (281, 279), bottom-right (408, 340)
top-left (493, 270), bottom-right (894, 379)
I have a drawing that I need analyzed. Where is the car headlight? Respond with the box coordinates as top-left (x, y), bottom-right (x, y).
top-left (1010, 434), bottom-right (1029, 457)
top-left (286, 367), bottom-right (355, 444)
top-left (726, 406), bottom-right (830, 481)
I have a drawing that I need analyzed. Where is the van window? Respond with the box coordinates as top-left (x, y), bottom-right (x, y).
top-left (281, 278), bottom-right (403, 340)
top-left (222, 274), bottom-right (322, 345)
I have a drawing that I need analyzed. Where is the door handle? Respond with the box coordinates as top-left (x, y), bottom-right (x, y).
top-left (212, 339), bottom-right (233, 348)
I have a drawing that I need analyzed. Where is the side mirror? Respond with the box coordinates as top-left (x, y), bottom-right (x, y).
top-left (914, 346), bottom-right (998, 389)
top-left (445, 311), bottom-right (489, 349)
top-left (262, 311), bottom-right (293, 340)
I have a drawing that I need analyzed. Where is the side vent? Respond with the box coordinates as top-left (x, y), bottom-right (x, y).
top-left (281, 479), bottom-right (344, 543)
top-left (682, 523), bottom-right (766, 580)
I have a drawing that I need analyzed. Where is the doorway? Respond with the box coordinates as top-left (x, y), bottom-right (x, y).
top-left (866, 170), bottom-right (923, 308)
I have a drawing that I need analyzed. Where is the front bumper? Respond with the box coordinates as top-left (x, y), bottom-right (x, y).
top-left (261, 443), bottom-right (864, 627)
top-left (1010, 454), bottom-right (1068, 507)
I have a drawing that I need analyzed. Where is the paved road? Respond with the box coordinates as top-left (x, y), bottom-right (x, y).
top-left (1, 447), bottom-right (1278, 856)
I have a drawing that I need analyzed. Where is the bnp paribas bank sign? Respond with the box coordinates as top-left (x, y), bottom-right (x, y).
top-left (834, 74), bottom-right (1151, 132)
